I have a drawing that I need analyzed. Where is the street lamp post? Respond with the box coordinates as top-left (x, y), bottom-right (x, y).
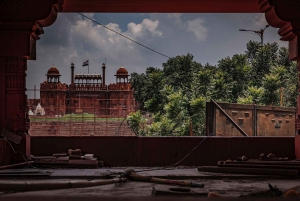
top-left (239, 24), bottom-right (270, 46)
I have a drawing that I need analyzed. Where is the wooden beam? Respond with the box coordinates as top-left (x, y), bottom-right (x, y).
top-left (62, 0), bottom-right (260, 13)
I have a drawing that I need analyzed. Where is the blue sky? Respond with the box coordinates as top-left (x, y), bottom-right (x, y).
top-left (26, 13), bottom-right (288, 98)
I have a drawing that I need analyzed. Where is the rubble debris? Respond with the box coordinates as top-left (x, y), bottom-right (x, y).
top-left (152, 187), bottom-right (207, 197)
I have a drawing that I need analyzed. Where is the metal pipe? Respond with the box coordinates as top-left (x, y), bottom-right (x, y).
top-left (0, 177), bottom-right (126, 192)
top-left (0, 161), bottom-right (34, 170)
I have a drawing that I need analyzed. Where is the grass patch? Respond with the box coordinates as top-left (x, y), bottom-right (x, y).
top-left (30, 113), bottom-right (125, 122)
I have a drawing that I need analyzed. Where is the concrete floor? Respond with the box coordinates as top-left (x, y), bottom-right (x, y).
top-left (0, 167), bottom-right (299, 199)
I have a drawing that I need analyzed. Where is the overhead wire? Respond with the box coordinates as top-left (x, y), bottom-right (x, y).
top-left (78, 13), bottom-right (171, 59)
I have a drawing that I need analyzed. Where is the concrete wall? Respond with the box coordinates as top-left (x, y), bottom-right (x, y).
top-left (30, 136), bottom-right (295, 166)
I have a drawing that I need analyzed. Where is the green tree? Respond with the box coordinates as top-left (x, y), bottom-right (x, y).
top-left (262, 73), bottom-right (281, 105)
top-left (130, 67), bottom-right (164, 111)
top-left (127, 110), bottom-right (148, 136)
top-left (237, 86), bottom-right (264, 104)
top-left (162, 53), bottom-right (202, 93)
top-left (217, 54), bottom-right (251, 102)
top-left (250, 42), bottom-right (278, 86)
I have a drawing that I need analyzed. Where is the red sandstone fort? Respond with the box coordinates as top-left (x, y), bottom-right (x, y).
top-left (28, 63), bottom-right (138, 118)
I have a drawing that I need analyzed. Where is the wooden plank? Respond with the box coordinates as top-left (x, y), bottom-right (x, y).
top-left (198, 166), bottom-right (298, 177)
top-left (219, 160), bottom-right (300, 166)
top-left (0, 169), bottom-right (40, 174)
top-left (217, 162), bottom-right (300, 172)
top-left (68, 159), bottom-right (98, 168)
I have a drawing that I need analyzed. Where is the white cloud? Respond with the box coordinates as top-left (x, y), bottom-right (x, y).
top-left (69, 51), bottom-right (78, 59)
top-left (254, 14), bottom-right (267, 27)
top-left (186, 18), bottom-right (208, 42)
top-left (167, 13), bottom-right (183, 27)
top-left (127, 19), bottom-right (162, 37)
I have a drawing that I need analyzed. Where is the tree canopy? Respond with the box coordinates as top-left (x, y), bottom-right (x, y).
top-left (128, 41), bottom-right (298, 136)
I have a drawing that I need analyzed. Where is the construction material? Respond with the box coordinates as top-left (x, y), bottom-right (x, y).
top-left (0, 177), bottom-right (126, 192)
top-left (0, 161), bottom-right (34, 170)
top-left (57, 156), bottom-right (69, 160)
top-left (84, 154), bottom-right (94, 160)
top-left (69, 159), bottom-right (99, 168)
top-left (219, 160), bottom-right (300, 166)
top-left (68, 149), bottom-right (82, 156)
top-left (34, 158), bottom-right (99, 168)
top-left (198, 166), bottom-right (298, 177)
top-left (0, 169), bottom-right (40, 174)
top-left (31, 156), bottom-right (56, 160)
top-left (217, 161), bottom-right (300, 172)
top-left (52, 153), bottom-right (68, 157)
top-left (69, 155), bottom-right (81, 159)
top-left (0, 169), bottom-right (51, 177)
top-left (152, 186), bottom-right (208, 197)
top-left (124, 169), bottom-right (204, 188)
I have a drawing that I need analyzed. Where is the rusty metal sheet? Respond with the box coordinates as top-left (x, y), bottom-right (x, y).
top-left (256, 107), bottom-right (295, 136)
top-left (207, 101), bottom-right (296, 137)
top-left (214, 103), bottom-right (254, 136)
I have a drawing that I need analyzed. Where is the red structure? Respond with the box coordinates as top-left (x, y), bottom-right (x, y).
top-left (39, 63), bottom-right (137, 117)
top-left (1, 0), bottom-right (300, 164)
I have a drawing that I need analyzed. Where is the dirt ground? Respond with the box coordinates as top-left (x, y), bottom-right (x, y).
top-left (0, 167), bottom-right (299, 199)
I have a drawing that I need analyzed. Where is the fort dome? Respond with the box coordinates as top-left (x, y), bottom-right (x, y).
top-left (47, 65), bottom-right (60, 75)
top-left (116, 66), bottom-right (128, 75)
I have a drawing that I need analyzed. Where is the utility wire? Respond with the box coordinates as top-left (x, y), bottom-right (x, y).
top-left (78, 13), bottom-right (171, 59)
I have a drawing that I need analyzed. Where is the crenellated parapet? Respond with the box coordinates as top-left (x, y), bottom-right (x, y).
top-left (40, 82), bottom-right (67, 91)
top-left (108, 83), bottom-right (132, 90)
